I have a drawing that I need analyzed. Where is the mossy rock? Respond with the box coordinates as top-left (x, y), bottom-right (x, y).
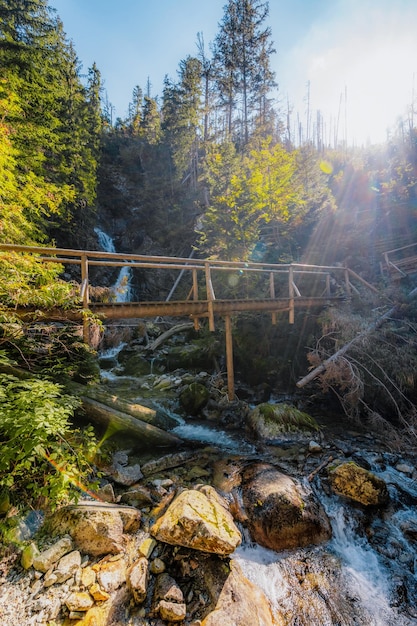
top-left (179, 382), bottom-right (210, 415)
top-left (327, 461), bottom-right (389, 506)
top-left (248, 402), bottom-right (320, 440)
top-left (164, 339), bottom-right (220, 371)
top-left (117, 351), bottom-right (153, 376)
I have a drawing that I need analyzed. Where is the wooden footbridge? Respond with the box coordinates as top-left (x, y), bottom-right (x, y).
top-left (0, 243), bottom-right (378, 399)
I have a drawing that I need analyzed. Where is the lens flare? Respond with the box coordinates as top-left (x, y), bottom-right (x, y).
top-left (320, 160), bottom-right (333, 174)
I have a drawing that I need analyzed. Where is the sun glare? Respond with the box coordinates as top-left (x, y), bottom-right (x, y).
top-left (280, 1), bottom-right (417, 146)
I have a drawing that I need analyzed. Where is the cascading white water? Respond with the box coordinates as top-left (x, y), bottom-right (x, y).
top-left (94, 227), bottom-right (132, 302)
top-left (233, 485), bottom-right (416, 626)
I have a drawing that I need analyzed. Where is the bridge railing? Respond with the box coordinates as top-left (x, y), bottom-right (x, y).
top-left (0, 243), bottom-right (378, 333)
top-left (381, 242), bottom-right (417, 278)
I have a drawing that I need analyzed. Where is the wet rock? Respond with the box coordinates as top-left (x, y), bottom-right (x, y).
top-left (141, 450), bottom-right (200, 476)
top-left (152, 572), bottom-right (186, 622)
top-left (120, 485), bottom-right (154, 507)
top-left (105, 450), bottom-right (144, 486)
top-left (150, 488), bottom-right (241, 555)
top-left (247, 402), bottom-right (320, 441)
top-left (396, 463), bottom-right (414, 475)
top-left (309, 440), bottom-right (323, 453)
top-left (150, 557), bottom-right (166, 574)
top-left (327, 460), bottom-right (389, 506)
top-left (32, 535), bottom-right (73, 573)
top-left (241, 463), bottom-right (332, 551)
top-left (201, 561), bottom-right (276, 626)
top-left (399, 516), bottom-right (417, 542)
top-left (212, 458), bottom-right (244, 493)
top-left (179, 381), bottom-right (210, 415)
top-left (48, 502), bottom-right (140, 556)
top-left (127, 556), bottom-right (149, 604)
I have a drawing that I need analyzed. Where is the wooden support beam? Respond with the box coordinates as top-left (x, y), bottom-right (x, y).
top-left (81, 254), bottom-right (90, 344)
top-left (205, 262), bottom-right (216, 331)
top-left (224, 315), bottom-right (235, 401)
top-left (344, 266), bottom-right (351, 297)
top-left (289, 265), bottom-right (295, 324)
top-left (270, 272), bottom-right (277, 325)
top-left (192, 268), bottom-right (200, 330)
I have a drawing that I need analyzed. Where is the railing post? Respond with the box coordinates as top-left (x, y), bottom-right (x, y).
top-left (205, 262), bottom-right (215, 331)
top-left (270, 271), bottom-right (277, 325)
top-left (289, 265), bottom-right (295, 324)
top-left (192, 268), bottom-right (200, 330)
top-left (81, 254), bottom-right (90, 344)
top-left (326, 273), bottom-right (331, 297)
top-left (224, 315), bottom-right (235, 401)
top-left (344, 265), bottom-right (351, 298)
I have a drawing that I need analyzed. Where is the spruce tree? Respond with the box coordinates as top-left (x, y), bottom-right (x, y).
top-left (213, 0), bottom-right (276, 145)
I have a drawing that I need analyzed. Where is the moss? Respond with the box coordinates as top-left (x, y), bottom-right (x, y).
top-left (257, 403), bottom-right (320, 433)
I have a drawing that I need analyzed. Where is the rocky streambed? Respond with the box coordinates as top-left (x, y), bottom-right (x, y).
top-left (1, 392), bottom-right (417, 626)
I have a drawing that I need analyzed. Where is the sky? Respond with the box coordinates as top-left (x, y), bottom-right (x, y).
top-left (50, 0), bottom-right (417, 147)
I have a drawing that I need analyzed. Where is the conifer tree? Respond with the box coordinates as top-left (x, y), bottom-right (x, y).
top-left (213, 0), bottom-right (276, 145)
top-left (162, 56), bottom-right (203, 183)
top-left (141, 95), bottom-right (161, 145)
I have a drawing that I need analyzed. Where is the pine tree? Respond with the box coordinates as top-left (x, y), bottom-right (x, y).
top-left (0, 1), bottom-right (101, 246)
top-left (127, 85), bottom-right (143, 135)
top-left (141, 95), bottom-right (161, 145)
top-left (162, 56), bottom-right (203, 183)
top-left (213, 0), bottom-right (276, 145)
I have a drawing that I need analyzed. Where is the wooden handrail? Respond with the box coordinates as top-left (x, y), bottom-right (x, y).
top-left (0, 243), bottom-right (379, 315)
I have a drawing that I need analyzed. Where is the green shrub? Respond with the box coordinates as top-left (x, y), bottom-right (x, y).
top-left (0, 369), bottom-right (99, 525)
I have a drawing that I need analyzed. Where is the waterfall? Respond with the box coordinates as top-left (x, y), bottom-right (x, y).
top-left (233, 484), bottom-right (416, 626)
top-left (94, 227), bottom-right (132, 302)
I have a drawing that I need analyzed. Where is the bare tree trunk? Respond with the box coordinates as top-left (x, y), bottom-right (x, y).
top-left (297, 304), bottom-right (400, 388)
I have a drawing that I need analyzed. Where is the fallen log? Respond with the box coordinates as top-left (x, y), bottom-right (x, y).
top-left (0, 364), bottom-right (182, 447)
top-left (147, 322), bottom-right (194, 351)
top-left (296, 304), bottom-right (398, 388)
top-left (80, 396), bottom-right (183, 448)
top-left (66, 382), bottom-right (179, 430)
top-left (67, 382), bottom-right (154, 421)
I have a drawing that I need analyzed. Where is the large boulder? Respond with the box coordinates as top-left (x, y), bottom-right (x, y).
top-left (247, 402), bottom-right (320, 441)
top-left (179, 381), bottom-right (210, 415)
top-left (241, 463), bottom-right (332, 551)
top-left (150, 487), bottom-right (241, 555)
top-left (327, 460), bottom-right (389, 506)
top-left (48, 502), bottom-right (141, 556)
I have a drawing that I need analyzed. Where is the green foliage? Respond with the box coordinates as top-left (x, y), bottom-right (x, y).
top-left (0, 364), bottom-right (99, 525)
top-left (213, 0), bottom-right (276, 144)
top-left (0, 252), bottom-right (76, 308)
top-left (198, 137), bottom-right (303, 259)
top-left (0, 1), bottom-right (100, 248)
top-left (0, 251), bottom-right (101, 382)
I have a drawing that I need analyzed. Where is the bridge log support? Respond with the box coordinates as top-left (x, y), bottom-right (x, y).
top-left (224, 315), bottom-right (235, 401)
top-left (205, 262), bottom-right (216, 331)
top-left (81, 254), bottom-right (90, 343)
top-left (289, 265), bottom-right (295, 324)
top-left (269, 272), bottom-right (277, 325)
